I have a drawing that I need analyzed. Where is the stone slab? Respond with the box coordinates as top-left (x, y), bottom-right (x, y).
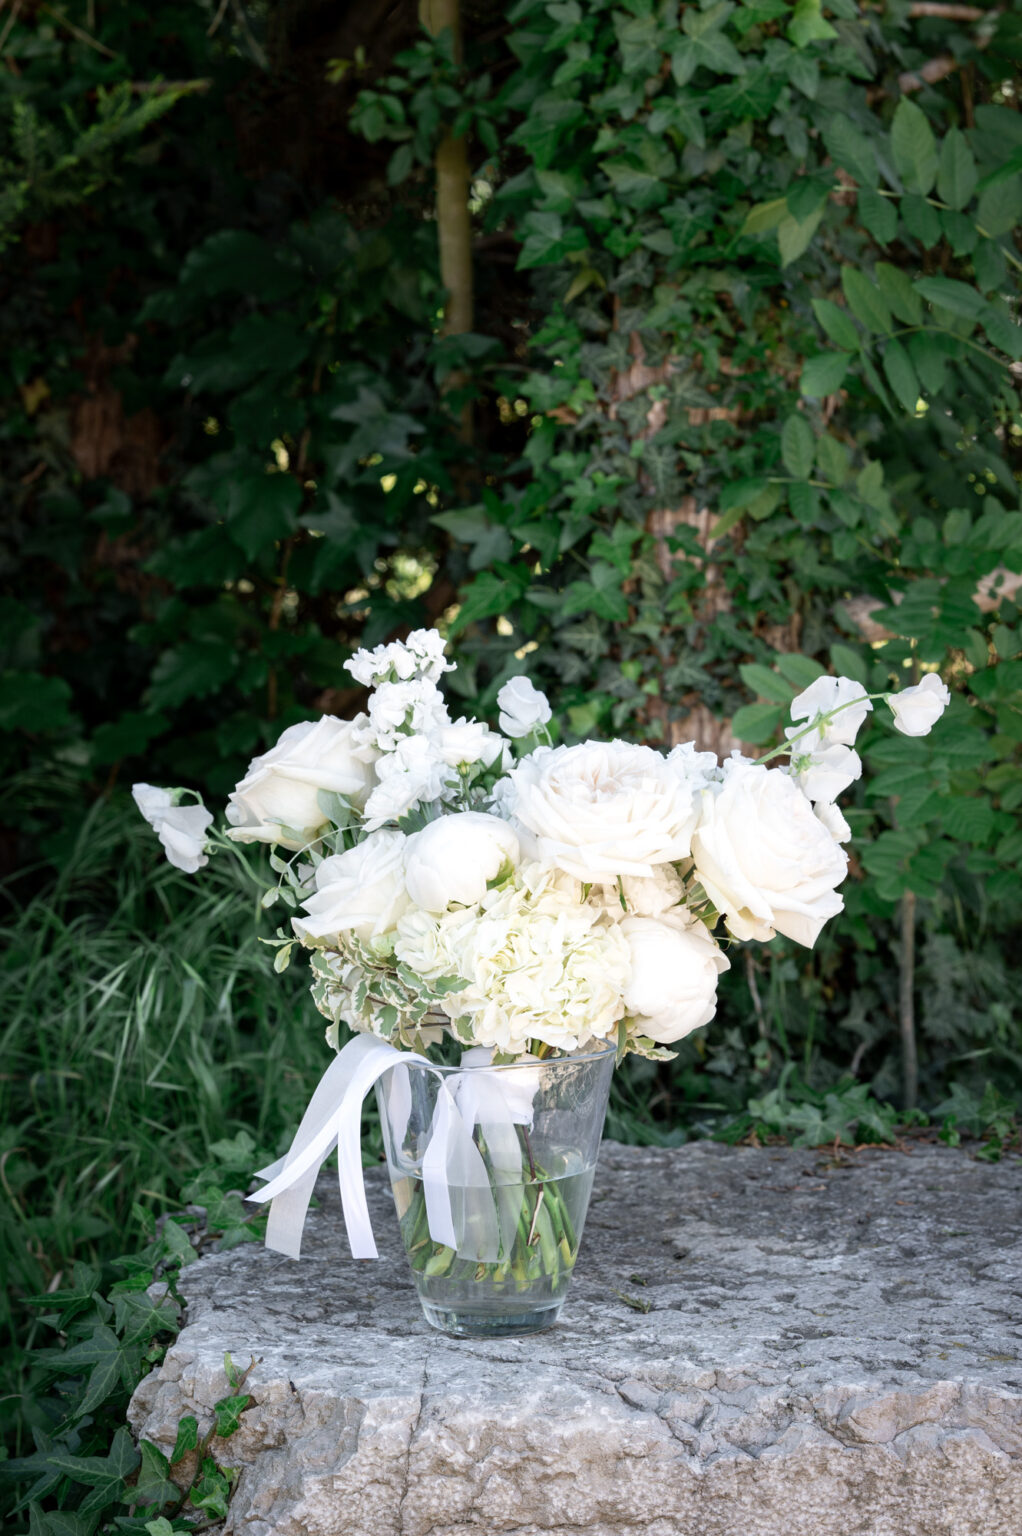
top-left (128, 1142), bottom-right (1022, 1536)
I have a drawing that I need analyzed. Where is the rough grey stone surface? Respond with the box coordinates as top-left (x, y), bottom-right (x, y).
top-left (129, 1142), bottom-right (1022, 1536)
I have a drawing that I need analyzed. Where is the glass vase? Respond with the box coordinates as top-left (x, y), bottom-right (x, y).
top-left (374, 1043), bottom-right (615, 1338)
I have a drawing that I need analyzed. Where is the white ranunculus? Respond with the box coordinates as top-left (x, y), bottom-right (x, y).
top-left (434, 717), bottom-right (508, 770)
top-left (793, 743), bottom-right (862, 805)
top-left (497, 675), bottom-right (552, 738)
top-left (789, 675), bottom-right (873, 749)
top-left (621, 912), bottom-right (730, 1045)
top-left (888, 674), bottom-right (951, 737)
top-left (225, 717), bottom-right (376, 850)
top-left (503, 740), bottom-right (704, 882)
top-left (132, 784), bottom-right (213, 874)
top-left (815, 800), bottom-right (852, 843)
top-left (292, 829), bottom-right (409, 947)
top-left (690, 760), bottom-right (848, 948)
top-left (404, 812), bottom-right (520, 912)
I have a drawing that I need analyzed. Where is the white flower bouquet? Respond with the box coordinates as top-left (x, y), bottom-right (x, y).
top-left (134, 631), bottom-right (950, 1335)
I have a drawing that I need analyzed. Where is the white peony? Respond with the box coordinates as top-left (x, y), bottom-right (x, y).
top-left (888, 674), bottom-right (951, 737)
top-left (225, 717), bottom-right (375, 849)
top-left (394, 862), bottom-right (630, 1056)
top-left (690, 760), bottom-right (847, 948)
top-left (403, 812), bottom-right (520, 912)
top-left (620, 912), bottom-right (730, 1044)
top-left (344, 627), bottom-right (454, 687)
top-left (788, 675), bottom-right (873, 750)
top-left (792, 743), bottom-right (862, 805)
top-left (132, 784), bottom-right (213, 874)
top-left (502, 740), bottom-right (707, 882)
top-left (293, 829), bottom-right (410, 947)
top-left (497, 675), bottom-right (552, 738)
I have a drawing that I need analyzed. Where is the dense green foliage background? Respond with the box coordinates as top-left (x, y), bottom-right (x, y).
top-left (1, 1), bottom-right (1021, 1526)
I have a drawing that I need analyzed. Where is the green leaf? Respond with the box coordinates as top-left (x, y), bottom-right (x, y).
top-left (741, 197), bottom-right (787, 235)
top-left (128, 1442), bottom-right (179, 1512)
top-left (875, 262), bottom-right (923, 325)
top-left (787, 0), bottom-right (837, 47)
top-left (830, 643), bottom-right (869, 686)
top-left (731, 702), bottom-right (785, 742)
top-left (891, 98), bottom-right (938, 196)
top-left (811, 298), bottom-right (859, 351)
top-left (213, 1393), bottom-right (251, 1438)
top-left (739, 663), bottom-right (795, 703)
top-left (823, 117), bottom-right (878, 189)
top-left (977, 176), bottom-right (1022, 238)
top-left (841, 267), bottom-right (892, 334)
top-left (190, 1460), bottom-right (234, 1522)
top-left (980, 305), bottom-right (1022, 360)
top-left (816, 434), bottom-right (850, 486)
top-left (223, 474), bottom-right (301, 561)
top-left (171, 1416), bottom-right (199, 1465)
top-left (914, 276), bottom-right (986, 320)
top-left (881, 339), bottom-right (921, 413)
top-left (781, 414), bottom-right (815, 478)
top-left (937, 128), bottom-right (977, 211)
top-left (0, 671), bottom-right (76, 733)
top-left (800, 352), bottom-right (851, 397)
top-left (857, 187), bottom-right (898, 244)
top-left (942, 797), bottom-right (995, 843)
top-left (775, 653), bottom-right (825, 689)
top-left (901, 193), bottom-right (942, 248)
top-left (778, 207), bottom-right (824, 266)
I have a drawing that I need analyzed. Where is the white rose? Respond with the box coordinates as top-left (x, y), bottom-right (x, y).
top-left (789, 675), bottom-right (873, 749)
top-left (292, 829), bottom-right (409, 946)
top-left (404, 812), bottom-right (520, 912)
top-left (621, 912), bottom-right (730, 1044)
top-left (434, 717), bottom-right (508, 769)
top-left (497, 675), bottom-right (552, 738)
top-left (888, 674), bottom-right (951, 737)
top-left (792, 743), bottom-right (862, 805)
top-left (225, 717), bottom-right (376, 849)
top-left (132, 784), bottom-right (213, 874)
top-left (504, 740), bottom-right (703, 882)
top-left (690, 760), bottom-right (848, 948)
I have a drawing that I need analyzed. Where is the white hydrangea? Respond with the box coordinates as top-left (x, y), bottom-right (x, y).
top-left (394, 862), bottom-right (630, 1056)
top-left (590, 864), bottom-right (686, 917)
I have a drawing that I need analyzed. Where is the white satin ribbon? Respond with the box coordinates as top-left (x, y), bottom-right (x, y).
top-left (246, 1035), bottom-right (530, 1263)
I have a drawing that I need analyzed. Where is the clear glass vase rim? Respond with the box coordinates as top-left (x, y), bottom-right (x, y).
top-left (412, 1039), bottom-right (617, 1076)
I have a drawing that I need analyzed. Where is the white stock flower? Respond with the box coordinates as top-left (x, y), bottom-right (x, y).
top-left (434, 717), bottom-right (508, 770)
top-left (789, 675), bottom-right (873, 750)
top-left (497, 675), bottom-right (552, 738)
top-left (344, 627), bottom-right (454, 687)
top-left (792, 743), bottom-right (862, 805)
top-left (888, 674), bottom-right (951, 737)
top-left (395, 862), bottom-right (630, 1056)
top-left (293, 829), bottom-right (409, 947)
top-left (132, 784), bottom-right (213, 874)
top-left (403, 812), bottom-right (520, 912)
top-left (225, 717), bottom-right (375, 849)
top-left (358, 679), bottom-right (450, 753)
top-left (690, 760), bottom-right (847, 948)
top-left (361, 735), bottom-right (455, 831)
top-left (503, 740), bottom-right (705, 882)
top-left (621, 912), bottom-right (730, 1045)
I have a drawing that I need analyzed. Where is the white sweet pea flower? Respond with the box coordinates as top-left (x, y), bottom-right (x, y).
top-left (789, 675), bottom-right (873, 749)
top-left (292, 829), bottom-right (410, 947)
top-left (815, 801), bottom-right (852, 843)
top-left (403, 812), bottom-right (520, 912)
top-left (132, 784), bottom-right (213, 874)
top-left (357, 679), bottom-right (450, 753)
top-left (497, 675), bottom-right (553, 738)
top-left (621, 912), bottom-right (730, 1045)
top-left (344, 628), bottom-right (454, 687)
top-left (792, 743), bottom-right (862, 805)
top-left (888, 674), bottom-right (951, 737)
top-left (503, 740), bottom-right (703, 882)
top-left (361, 735), bottom-right (455, 831)
top-left (690, 760), bottom-right (847, 948)
top-left (225, 717), bottom-right (376, 849)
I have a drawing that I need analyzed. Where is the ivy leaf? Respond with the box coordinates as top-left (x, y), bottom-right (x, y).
top-left (189, 1461), bottom-right (234, 1523)
top-left (800, 351), bottom-right (851, 397)
top-left (841, 267), bottom-right (892, 333)
top-left (222, 474), bottom-right (301, 561)
top-left (891, 98), bottom-right (938, 196)
top-left (787, 0), bottom-right (837, 47)
top-left (126, 1442), bottom-right (179, 1513)
top-left (212, 1394), bottom-right (251, 1438)
top-left (881, 339), bottom-right (921, 413)
top-left (937, 128), bottom-right (977, 211)
top-left (781, 414), bottom-right (815, 478)
top-left (171, 1416), bottom-right (199, 1465)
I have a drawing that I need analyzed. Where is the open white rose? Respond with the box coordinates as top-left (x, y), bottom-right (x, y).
top-left (403, 812), bottom-right (520, 912)
top-left (789, 675), bottom-right (873, 749)
top-left (292, 829), bottom-right (409, 947)
top-left (497, 676), bottom-right (552, 738)
top-left (621, 912), bottom-right (729, 1045)
top-left (132, 784), bottom-right (213, 874)
top-left (690, 760), bottom-right (847, 948)
top-left (225, 717), bottom-right (376, 850)
top-left (792, 743), bottom-right (862, 805)
top-left (888, 674), bottom-right (951, 737)
top-left (503, 740), bottom-right (703, 882)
